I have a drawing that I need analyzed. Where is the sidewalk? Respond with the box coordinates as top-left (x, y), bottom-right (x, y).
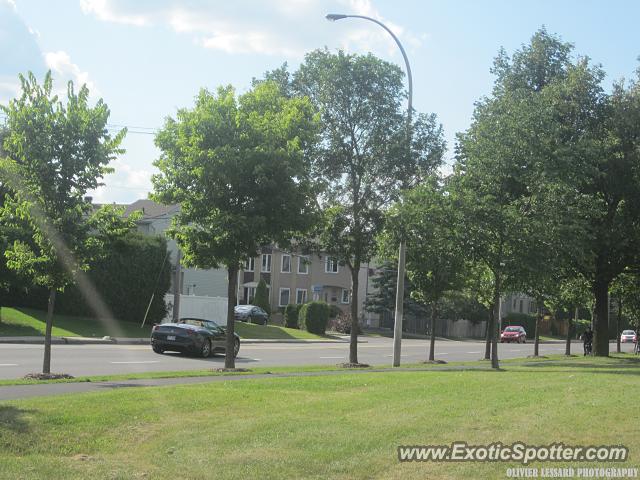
top-left (0, 336), bottom-right (360, 345)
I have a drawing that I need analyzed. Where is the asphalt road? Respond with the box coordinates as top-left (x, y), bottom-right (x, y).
top-left (0, 338), bottom-right (634, 380)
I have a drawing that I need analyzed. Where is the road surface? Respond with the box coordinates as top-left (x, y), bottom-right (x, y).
top-left (0, 337), bottom-right (632, 379)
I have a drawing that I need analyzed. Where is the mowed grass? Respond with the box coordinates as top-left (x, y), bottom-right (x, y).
top-left (233, 320), bottom-right (328, 340)
top-left (0, 307), bottom-right (327, 340)
top-left (0, 307), bottom-right (152, 338)
top-left (1, 356), bottom-right (639, 480)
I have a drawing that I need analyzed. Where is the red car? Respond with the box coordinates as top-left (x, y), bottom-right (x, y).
top-left (500, 326), bottom-right (527, 343)
top-left (620, 330), bottom-right (637, 343)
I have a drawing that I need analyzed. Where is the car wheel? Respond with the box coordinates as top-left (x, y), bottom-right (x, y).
top-left (152, 344), bottom-right (164, 354)
top-left (234, 338), bottom-right (240, 358)
top-left (200, 339), bottom-right (212, 358)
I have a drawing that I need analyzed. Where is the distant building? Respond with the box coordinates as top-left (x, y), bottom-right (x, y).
top-left (238, 247), bottom-right (375, 323)
top-left (124, 199), bottom-right (380, 325)
top-left (124, 199), bottom-right (228, 298)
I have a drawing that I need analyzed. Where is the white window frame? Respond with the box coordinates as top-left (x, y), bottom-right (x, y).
top-left (244, 286), bottom-right (256, 303)
top-left (325, 256), bottom-right (338, 273)
top-left (244, 257), bottom-right (255, 272)
top-left (281, 254), bottom-right (291, 273)
top-left (298, 255), bottom-right (309, 274)
top-left (296, 288), bottom-right (307, 304)
top-left (279, 287), bottom-right (290, 307)
top-left (261, 253), bottom-right (272, 273)
top-left (341, 288), bottom-right (350, 304)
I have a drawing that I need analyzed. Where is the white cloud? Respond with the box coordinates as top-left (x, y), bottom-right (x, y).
top-left (0, 77), bottom-right (20, 105)
top-left (78, 0), bottom-right (426, 58)
top-left (44, 50), bottom-right (100, 97)
top-left (79, 0), bottom-right (148, 26)
top-left (89, 158), bottom-right (153, 204)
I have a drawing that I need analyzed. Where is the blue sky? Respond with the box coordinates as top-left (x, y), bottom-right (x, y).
top-left (1, 0), bottom-right (639, 204)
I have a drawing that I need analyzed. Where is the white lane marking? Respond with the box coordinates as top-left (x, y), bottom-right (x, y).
top-left (319, 356), bottom-right (344, 359)
top-left (110, 361), bottom-right (160, 364)
top-left (466, 351), bottom-right (481, 354)
top-left (0, 363), bottom-right (18, 366)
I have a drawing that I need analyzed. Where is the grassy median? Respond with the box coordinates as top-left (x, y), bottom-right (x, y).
top-left (1, 355), bottom-right (639, 479)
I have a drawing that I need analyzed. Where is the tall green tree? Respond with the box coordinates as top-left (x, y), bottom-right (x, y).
top-left (0, 71), bottom-right (125, 374)
top-left (292, 49), bottom-right (445, 364)
top-left (452, 29), bottom-right (577, 368)
top-left (384, 177), bottom-right (466, 362)
top-left (151, 81), bottom-right (318, 369)
top-left (364, 260), bottom-right (428, 327)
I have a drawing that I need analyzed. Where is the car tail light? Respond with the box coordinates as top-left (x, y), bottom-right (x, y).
top-left (185, 329), bottom-right (195, 336)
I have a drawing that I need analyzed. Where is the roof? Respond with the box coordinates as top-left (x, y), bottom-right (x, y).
top-left (123, 199), bottom-right (180, 220)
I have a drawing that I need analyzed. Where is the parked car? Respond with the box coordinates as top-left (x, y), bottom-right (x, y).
top-left (151, 318), bottom-right (240, 358)
top-left (620, 330), bottom-right (637, 343)
top-left (234, 305), bottom-right (268, 325)
top-left (500, 326), bottom-right (527, 343)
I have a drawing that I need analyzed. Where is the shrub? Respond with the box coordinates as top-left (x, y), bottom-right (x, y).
top-left (284, 304), bottom-right (300, 329)
top-left (299, 301), bottom-right (330, 335)
top-left (329, 311), bottom-right (361, 334)
top-left (329, 304), bottom-right (341, 319)
top-left (253, 278), bottom-right (271, 315)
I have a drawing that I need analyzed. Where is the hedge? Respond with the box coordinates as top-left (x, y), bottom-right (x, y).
top-left (299, 301), bottom-right (330, 335)
top-left (55, 233), bottom-right (171, 324)
top-left (284, 304), bottom-right (300, 328)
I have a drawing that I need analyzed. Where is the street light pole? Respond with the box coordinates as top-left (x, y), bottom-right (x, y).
top-left (326, 13), bottom-right (413, 367)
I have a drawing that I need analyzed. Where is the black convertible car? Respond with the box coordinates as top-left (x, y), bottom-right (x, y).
top-left (151, 318), bottom-right (240, 358)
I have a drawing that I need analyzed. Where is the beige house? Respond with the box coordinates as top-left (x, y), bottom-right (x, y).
top-left (238, 247), bottom-right (374, 321)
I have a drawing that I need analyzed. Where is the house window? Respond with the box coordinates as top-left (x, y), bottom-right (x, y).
top-left (519, 299), bottom-right (524, 313)
top-left (296, 288), bottom-right (307, 304)
top-left (261, 254), bottom-right (272, 273)
top-left (279, 288), bottom-right (290, 307)
top-left (325, 256), bottom-right (338, 273)
top-left (281, 254), bottom-right (291, 273)
top-left (298, 256), bottom-right (309, 274)
top-left (512, 298), bottom-right (517, 309)
top-left (341, 288), bottom-right (350, 304)
top-left (244, 286), bottom-right (256, 303)
top-left (244, 257), bottom-right (255, 272)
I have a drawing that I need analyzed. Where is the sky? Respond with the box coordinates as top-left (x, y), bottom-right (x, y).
top-left (1, 0), bottom-right (639, 204)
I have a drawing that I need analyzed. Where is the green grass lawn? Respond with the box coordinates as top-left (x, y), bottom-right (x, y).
top-left (0, 307), bottom-right (152, 338)
top-left (233, 320), bottom-right (328, 340)
top-left (0, 307), bottom-right (328, 340)
top-left (1, 355), bottom-right (639, 480)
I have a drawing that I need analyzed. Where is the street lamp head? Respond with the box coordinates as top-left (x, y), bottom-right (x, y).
top-left (326, 13), bottom-right (348, 21)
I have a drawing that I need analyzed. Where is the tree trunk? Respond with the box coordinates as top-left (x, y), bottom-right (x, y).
top-left (616, 298), bottom-right (622, 354)
top-left (593, 278), bottom-right (610, 357)
top-left (42, 288), bottom-right (56, 375)
top-left (428, 302), bottom-right (437, 361)
top-left (491, 289), bottom-right (499, 369)
top-left (349, 265), bottom-right (360, 365)
top-left (565, 307), bottom-right (576, 356)
top-left (484, 304), bottom-right (493, 360)
top-left (224, 265), bottom-right (238, 369)
top-left (172, 249), bottom-right (182, 322)
top-left (533, 306), bottom-right (541, 357)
